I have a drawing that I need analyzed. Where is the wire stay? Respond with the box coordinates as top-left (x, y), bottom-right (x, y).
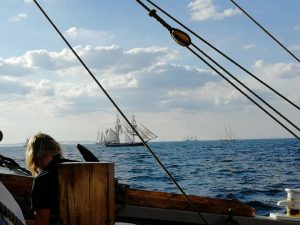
top-left (229, 0), bottom-right (300, 63)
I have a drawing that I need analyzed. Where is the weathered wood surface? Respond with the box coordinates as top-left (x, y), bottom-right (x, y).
top-left (59, 162), bottom-right (115, 225)
top-left (0, 174), bottom-right (34, 219)
top-left (126, 189), bottom-right (255, 217)
top-left (0, 174), bottom-right (33, 196)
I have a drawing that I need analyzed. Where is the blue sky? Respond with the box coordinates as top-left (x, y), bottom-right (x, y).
top-left (0, 0), bottom-right (299, 143)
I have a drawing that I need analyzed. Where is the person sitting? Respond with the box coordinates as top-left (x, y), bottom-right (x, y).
top-left (25, 132), bottom-right (73, 225)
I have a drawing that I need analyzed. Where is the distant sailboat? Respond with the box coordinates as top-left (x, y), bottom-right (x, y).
top-left (183, 135), bottom-right (198, 142)
top-left (224, 123), bottom-right (236, 141)
top-left (23, 138), bottom-right (29, 147)
top-left (104, 115), bottom-right (157, 147)
top-left (96, 128), bottom-right (105, 145)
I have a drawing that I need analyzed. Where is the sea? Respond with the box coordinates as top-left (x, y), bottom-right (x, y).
top-left (0, 138), bottom-right (299, 216)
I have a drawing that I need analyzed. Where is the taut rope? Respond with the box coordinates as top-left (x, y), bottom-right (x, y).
top-left (229, 0), bottom-right (300, 63)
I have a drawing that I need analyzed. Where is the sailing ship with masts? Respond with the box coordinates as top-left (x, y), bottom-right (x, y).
top-left (224, 123), bottom-right (236, 141)
top-left (23, 138), bottom-right (29, 147)
top-left (104, 114), bottom-right (157, 147)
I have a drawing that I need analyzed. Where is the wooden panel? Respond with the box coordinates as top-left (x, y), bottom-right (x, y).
top-left (59, 162), bottom-right (115, 225)
top-left (126, 189), bottom-right (255, 217)
top-left (0, 174), bottom-right (33, 196)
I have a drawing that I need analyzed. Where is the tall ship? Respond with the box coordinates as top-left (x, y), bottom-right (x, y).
top-left (224, 123), bottom-right (236, 141)
top-left (104, 115), bottom-right (157, 147)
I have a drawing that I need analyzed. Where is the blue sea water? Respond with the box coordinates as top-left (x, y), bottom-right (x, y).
top-left (1, 138), bottom-right (299, 216)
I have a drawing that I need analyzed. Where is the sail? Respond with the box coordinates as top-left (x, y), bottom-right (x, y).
top-left (23, 138), bottom-right (29, 147)
top-left (124, 132), bottom-right (134, 143)
top-left (105, 128), bottom-right (119, 143)
top-left (137, 127), bottom-right (151, 140)
top-left (224, 123), bottom-right (235, 141)
top-left (123, 122), bottom-right (134, 136)
top-left (96, 128), bottom-right (105, 144)
top-left (121, 119), bottom-right (157, 141)
top-left (100, 131), bottom-right (105, 142)
top-left (115, 114), bottom-right (123, 134)
top-left (97, 131), bottom-right (100, 141)
top-left (139, 123), bottom-right (157, 140)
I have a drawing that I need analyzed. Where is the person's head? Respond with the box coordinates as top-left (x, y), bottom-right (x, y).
top-left (26, 132), bottom-right (62, 176)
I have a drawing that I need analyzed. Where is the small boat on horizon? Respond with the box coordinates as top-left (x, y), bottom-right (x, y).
top-left (23, 138), bottom-right (29, 147)
top-left (223, 123), bottom-right (236, 141)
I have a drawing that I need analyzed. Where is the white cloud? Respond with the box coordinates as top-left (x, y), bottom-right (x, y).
top-left (162, 81), bottom-right (245, 111)
top-left (0, 45), bottom-right (180, 79)
top-left (253, 60), bottom-right (300, 79)
top-left (289, 44), bottom-right (300, 51)
top-left (0, 48), bottom-right (77, 77)
top-left (0, 77), bottom-right (30, 95)
top-left (243, 43), bottom-right (256, 50)
top-left (294, 26), bottom-right (300, 31)
top-left (32, 79), bottom-right (55, 96)
top-left (0, 46), bottom-right (181, 115)
top-left (10, 13), bottom-right (27, 22)
top-left (199, 82), bottom-right (243, 106)
top-left (0, 44), bottom-right (220, 116)
top-left (101, 74), bottom-right (138, 89)
top-left (64, 27), bottom-right (114, 45)
top-left (0, 57), bottom-right (34, 76)
top-left (16, 46), bottom-right (299, 121)
top-left (1, 44), bottom-right (298, 139)
top-left (187, 0), bottom-right (241, 21)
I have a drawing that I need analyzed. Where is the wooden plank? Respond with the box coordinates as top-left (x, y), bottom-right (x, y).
top-left (0, 174), bottom-right (33, 196)
top-left (0, 174), bottom-right (34, 219)
top-left (59, 162), bottom-right (115, 225)
top-left (126, 189), bottom-right (255, 217)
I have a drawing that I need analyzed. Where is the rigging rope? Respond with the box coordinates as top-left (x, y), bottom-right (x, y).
top-left (135, 0), bottom-right (300, 140)
top-left (229, 0), bottom-right (300, 63)
top-left (188, 43), bottom-right (299, 140)
top-left (144, 0), bottom-right (300, 111)
top-left (189, 42), bottom-right (300, 133)
top-left (31, 1), bottom-right (207, 224)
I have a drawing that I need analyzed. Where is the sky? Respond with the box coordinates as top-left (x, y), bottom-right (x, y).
top-left (0, 0), bottom-right (299, 144)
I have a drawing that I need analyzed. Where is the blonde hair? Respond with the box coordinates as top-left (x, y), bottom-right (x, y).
top-left (26, 132), bottom-right (62, 176)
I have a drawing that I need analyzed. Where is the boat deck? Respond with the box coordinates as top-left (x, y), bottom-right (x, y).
top-left (1, 172), bottom-right (298, 225)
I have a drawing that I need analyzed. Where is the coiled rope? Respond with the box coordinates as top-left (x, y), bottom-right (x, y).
top-left (0, 201), bottom-right (25, 225)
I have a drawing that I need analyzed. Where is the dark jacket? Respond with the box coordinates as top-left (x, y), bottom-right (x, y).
top-left (31, 155), bottom-right (74, 222)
